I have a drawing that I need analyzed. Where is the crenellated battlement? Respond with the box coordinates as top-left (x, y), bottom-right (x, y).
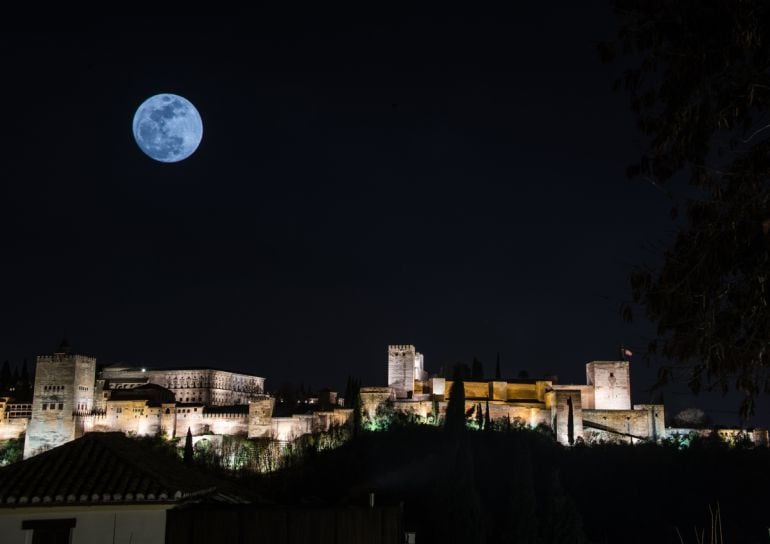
top-left (388, 345), bottom-right (416, 354)
top-left (201, 412), bottom-right (249, 420)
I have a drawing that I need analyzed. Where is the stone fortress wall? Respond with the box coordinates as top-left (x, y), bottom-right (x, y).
top-left (23, 353), bottom-right (96, 458)
top-left (387, 345), bottom-right (427, 399)
top-left (0, 398), bottom-right (30, 440)
top-left (7, 342), bottom-right (768, 459)
top-left (16, 346), bottom-right (350, 459)
top-left (365, 344), bottom-right (700, 446)
top-left (99, 365), bottom-right (265, 405)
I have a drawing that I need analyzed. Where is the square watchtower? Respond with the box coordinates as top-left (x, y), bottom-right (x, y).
top-left (23, 341), bottom-right (96, 458)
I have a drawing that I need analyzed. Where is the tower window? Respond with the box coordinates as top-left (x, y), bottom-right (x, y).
top-left (58, 403), bottom-right (63, 410)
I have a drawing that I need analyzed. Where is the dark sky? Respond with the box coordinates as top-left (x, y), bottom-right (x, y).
top-left (1, 10), bottom-right (764, 426)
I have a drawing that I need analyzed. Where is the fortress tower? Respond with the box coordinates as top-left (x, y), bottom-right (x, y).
top-left (387, 345), bottom-right (426, 399)
top-left (586, 361), bottom-right (631, 410)
top-left (23, 341), bottom-right (96, 458)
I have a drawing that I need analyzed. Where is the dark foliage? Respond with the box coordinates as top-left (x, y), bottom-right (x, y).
top-left (250, 425), bottom-right (770, 544)
top-left (603, 0), bottom-right (770, 416)
top-left (445, 370), bottom-right (467, 436)
top-left (0, 435), bottom-right (23, 467)
top-left (272, 382), bottom-right (314, 417)
top-left (0, 361), bottom-right (11, 391)
top-left (343, 376), bottom-right (363, 437)
top-left (471, 357), bottom-right (484, 380)
top-left (0, 360), bottom-right (33, 401)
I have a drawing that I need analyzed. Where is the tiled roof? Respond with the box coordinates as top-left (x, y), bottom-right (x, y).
top-left (109, 383), bottom-right (176, 405)
top-left (0, 433), bottom-right (251, 506)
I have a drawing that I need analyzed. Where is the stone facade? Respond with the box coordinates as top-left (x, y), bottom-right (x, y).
top-left (372, 346), bottom-right (674, 446)
top-left (586, 361), bottom-right (631, 410)
top-left (0, 399), bottom-right (29, 440)
top-left (6, 342), bottom-right (767, 460)
top-left (16, 346), bottom-right (352, 459)
top-left (23, 350), bottom-right (96, 458)
top-left (99, 365), bottom-right (265, 405)
top-left (387, 345), bottom-right (427, 399)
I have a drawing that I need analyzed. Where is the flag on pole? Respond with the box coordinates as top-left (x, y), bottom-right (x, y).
top-left (621, 347), bottom-right (633, 359)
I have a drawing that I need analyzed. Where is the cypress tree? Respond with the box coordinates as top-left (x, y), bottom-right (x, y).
top-left (20, 359), bottom-right (29, 384)
top-left (435, 443), bottom-right (485, 544)
top-left (475, 403), bottom-right (483, 430)
top-left (445, 368), bottom-right (466, 436)
top-left (183, 427), bottom-right (194, 464)
top-left (351, 379), bottom-right (363, 437)
top-left (0, 361), bottom-right (10, 390)
top-left (567, 397), bottom-right (575, 446)
top-left (540, 470), bottom-right (586, 544)
top-left (484, 399), bottom-right (491, 432)
top-left (501, 440), bottom-right (538, 544)
top-left (471, 357), bottom-right (484, 380)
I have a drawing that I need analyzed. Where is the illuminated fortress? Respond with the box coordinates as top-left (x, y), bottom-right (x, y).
top-left (363, 345), bottom-right (768, 446)
top-left (365, 345), bottom-right (664, 445)
top-left (14, 342), bottom-right (349, 459)
top-left (1, 342), bottom-right (766, 460)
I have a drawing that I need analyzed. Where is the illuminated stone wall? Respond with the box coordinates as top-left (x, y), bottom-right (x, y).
top-left (175, 407), bottom-right (251, 437)
top-left (82, 400), bottom-right (176, 438)
top-left (586, 361), bottom-right (631, 410)
top-left (440, 379), bottom-right (553, 404)
top-left (387, 345), bottom-right (424, 399)
top-left (0, 418), bottom-right (27, 440)
top-left (582, 404), bottom-right (665, 444)
top-left (248, 396), bottom-right (275, 438)
top-left (0, 400), bottom-right (29, 440)
top-left (548, 390), bottom-right (584, 445)
top-left (360, 387), bottom-right (395, 420)
top-left (551, 384), bottom-right (595, 409)
top-left (23, 353), bottom-right (96, 459)
top-left (100, 367), bottom-right (265, 406)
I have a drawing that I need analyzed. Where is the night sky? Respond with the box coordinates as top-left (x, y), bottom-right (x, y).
top-left (1, 10), bottom-right (764, 425)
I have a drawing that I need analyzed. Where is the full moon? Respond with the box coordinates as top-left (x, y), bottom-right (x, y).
top-left (132, 93), bottom-right (203, 163)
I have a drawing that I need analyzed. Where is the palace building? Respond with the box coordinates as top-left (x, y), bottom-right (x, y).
top-left (1, 342), bottom-right (765, 460)
top-left (13, 341), bottom-right (349, 459)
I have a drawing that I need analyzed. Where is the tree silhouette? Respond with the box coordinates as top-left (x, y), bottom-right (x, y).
top-left (474, 403), bottom-right (483, 430)
top-left (540, 470), bottom-right (586, 544)
top-left (0, 361), bottom-right (10, 391)
top-left (471, 357), bottom-right (484, 380)
top-left (484, 399), bottom-right (491, 432)
top-left (433, 443), bottom-right (485, 544)
top-left (183, 427), bottom-right (193, 464)
top-left (351, 378), bottom-right (363, 437)
top-left (20, 359), bottom-right (29, 384)
top-left (567, 396), bottom-right (575, 446)
top-left (445, 368), bottom-right (467, 436)
top-left (602, 0), bottom-right (770, 417)
top-left (502, 439), bottom-right (538, 543)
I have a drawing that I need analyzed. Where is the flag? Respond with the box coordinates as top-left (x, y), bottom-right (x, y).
top-left (622, 348), bottom-right (633, 358)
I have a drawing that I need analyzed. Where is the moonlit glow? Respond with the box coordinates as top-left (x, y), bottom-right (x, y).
top-left (132, 93), bottom-right (203, 163)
